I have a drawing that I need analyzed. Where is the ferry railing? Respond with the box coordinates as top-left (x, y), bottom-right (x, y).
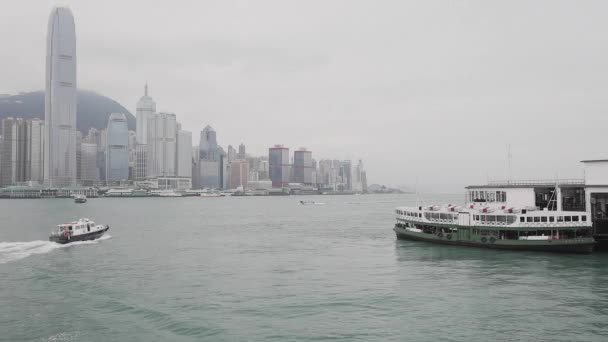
top-left (486, 179), bottom-right (585, 187)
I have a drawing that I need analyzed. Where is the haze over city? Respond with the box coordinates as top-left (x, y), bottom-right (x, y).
top-left (2, 0), bottom-right (608, 191)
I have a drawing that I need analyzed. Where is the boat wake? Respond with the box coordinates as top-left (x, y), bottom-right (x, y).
top-left (0, 235), bottom-right (112, 265)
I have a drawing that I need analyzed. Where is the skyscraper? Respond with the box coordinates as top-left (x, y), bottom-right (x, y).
top-left (1, 118), bottom-right (31, 186)
top-left (176, 130), bottom-right (192, 178)
top-left (238, 143), bottom-right (246, 160)
top-left (45, 6), bottom-right (77, 187)
top-left (293, 148), bottom-right (313, 185)
top-left (148, 112), bottom-right (177, 178)
top-left (229, 159), bottom-right (249, 189)
top-left (105, 113), bottom-right (129, 183)
top-left (136, 84), bottom-right (156, 145)
top-left (269, 145), bottom-right (290, 187)
top-left (199, 125), bottom-right (218, 160)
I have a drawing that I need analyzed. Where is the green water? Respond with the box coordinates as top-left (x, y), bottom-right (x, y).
top-left (1, 194), bottom-right (607, 341)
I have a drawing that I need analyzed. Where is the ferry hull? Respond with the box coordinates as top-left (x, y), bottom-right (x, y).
top-left (394, 227), bottom-right (595, 254)
top-left (49, 226), bottom-right (109, 244)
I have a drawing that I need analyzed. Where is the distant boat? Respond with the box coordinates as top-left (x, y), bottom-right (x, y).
top-left (73, 194), bottom-right (87, 203)
top-left (300, 200), bottom-right (325, 205)
top-left (49, 218), bottom-right (109, 244)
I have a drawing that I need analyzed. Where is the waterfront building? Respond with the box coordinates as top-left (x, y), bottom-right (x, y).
top-left (132, 144), bottom-right (147, 180)
top-left (199, 160), bottom-right (220, 189)
top-left (79, 142), bottom-right (99, 184)
top-left (136, 84), bottom-right (156, 145)
top-left (1, 118), bottom-right (31, 186)
top-left (293, 148), bottom-right (314, 185)
top-left (148, 112), bottom-right (177, 178)
top-left (105, 113), bottom-right (129, 183)
top-left (176, 130), bottom-right (192, 178)
top-left (229, 159), bottom-right (249, 189)
top-left (44, 6), bottom-right (77, 187)
top-left (353, 159), bottom-right (366, 192)
top-left (191, 146), bottom-right (200, 189)
top-left (29, 119), bottom-right (44, 184)
top-left (340, 160), bottom-right (353, 191)
top-left (198, 125), bottom-right (224, 188)
top-left (269, 145), bottom-right (290, 187)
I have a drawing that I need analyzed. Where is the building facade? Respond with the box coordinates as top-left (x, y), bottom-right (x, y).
top-left (44, 6), bottom-right (77, 187)
top-left (269, 145), bottom-right (290, 187)
top-left (229, 159), bottom-right (249, 189)
top-left (105, 113), bottom-right (129, 183)
top-left (293, 149), bottom-right (313, 184)
top-left (176, 130), bottom-right (192, 178)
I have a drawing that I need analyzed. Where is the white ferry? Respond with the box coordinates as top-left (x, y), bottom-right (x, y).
top-left (394, 180), bottom-right (596, 253)
top-left (49, 218), bottom-right (109, 244)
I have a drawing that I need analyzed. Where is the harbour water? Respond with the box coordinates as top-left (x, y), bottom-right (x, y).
top-left (1, 194), bottom-right (607, 341)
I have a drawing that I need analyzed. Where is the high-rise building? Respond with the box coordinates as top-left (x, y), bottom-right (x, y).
top-left (269, 145), bottom-right (290, 187)
top-left (79, 142), bottom-right (99, 184)
top-left (198, 125), bottom-right (223, 188)
top-left (191, 146), bottom-right (200, 189)
top-left (133, 144), bottom-right (147, 181)
top-left (1, 118), bottom-right (31, 186)
top-left (340, 160), bottom-right (353, 191)
top-left (29, 119), bottom-right (44, 184)
top-left (293, 148), bottom-right (313, 184)
top-left (148, 112), bottom-right (177, 178)
top-left (136, 84), bottom-right (156, 145)
top-left (45, 7), bottom-right (77, 187)
top-left (227, 145), bottom-right (236, 163)
top-left (229, 159), bottom-right (249, 189)
top-left (105, 113), bottom-right (129, 183)
top-left (238, 143), bottom-right (246, 160)
top-left (199, 125), bottom-right (218, 160)
top-left (176, 130), bottom-right (192, 178)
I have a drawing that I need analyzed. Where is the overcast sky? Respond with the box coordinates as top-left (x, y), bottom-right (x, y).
top-left (2, 0), bottom-right (608, 191)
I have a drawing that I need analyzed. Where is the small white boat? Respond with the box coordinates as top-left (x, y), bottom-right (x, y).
top-left (74, 194), bottom-right (87, 203)
top-left (200, 192), bottom-right (222, 198)
top-left (49, 218), bottom-right (109, 244)
top-left (300, 200), bottom-right (325, 205)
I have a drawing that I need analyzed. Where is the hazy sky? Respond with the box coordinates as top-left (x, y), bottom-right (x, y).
top-left (2, 0), bottom-right (608, 191)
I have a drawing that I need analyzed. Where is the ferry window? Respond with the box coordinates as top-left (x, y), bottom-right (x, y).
top-left (497, 216), bottom-right (506, 223)
top-left (527, 217), bottom-right (533, 223)
top-left (507, 216), bottom-right (516, 224)
top-left (565, 216), bottom-right (571, 222)
top-left (572, 216), bottom-right (579, 222)
top-left (440, 213), bottom-right (448, 220)
top-left (582, 215), bottom-right (587, 222)
top-left (419, 213), bottom-right (422, 218)
top-left (558, 216), bottom-right (564, 222)
top-left (425, 213), bottom-right (431, 220)
top-left (534, 217), bottom-right (540, 223)
top-left (541, 217), bottom-right (547, 223)
top-left (488, 215), bottom-right (496, 223)
top-left (549, 217), bottom-right (555, 222)
top-left (520, 217), bottom-right (525, 223)
top-left (475, 215), bottom-right (480, 221)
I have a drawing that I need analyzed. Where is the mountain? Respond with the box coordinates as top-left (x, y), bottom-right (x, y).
top-left (0, 90), bottom-right (135, 134)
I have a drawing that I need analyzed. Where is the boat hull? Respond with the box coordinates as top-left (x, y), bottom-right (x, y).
top-left (394, 226), bottom-right (595, 254)
top-left (49, 226), bottom-right (109, 244)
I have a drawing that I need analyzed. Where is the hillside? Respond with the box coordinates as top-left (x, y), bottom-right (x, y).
top-left (0, 90), bottom-right (135, 133)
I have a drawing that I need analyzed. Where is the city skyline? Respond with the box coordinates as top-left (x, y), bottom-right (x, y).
top-left (4, 1), bottom-right (607, 190)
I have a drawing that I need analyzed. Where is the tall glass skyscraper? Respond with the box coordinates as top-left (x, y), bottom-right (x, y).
top-left (269, 145), bottom-right (290, 187)
top-left (105, 113), bottom-right (129, 182)
top-left (44, 7), bottom-right (77, 187)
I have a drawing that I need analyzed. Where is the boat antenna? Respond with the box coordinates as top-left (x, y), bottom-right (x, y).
top-left (507, 144), bottom-right (512, 185)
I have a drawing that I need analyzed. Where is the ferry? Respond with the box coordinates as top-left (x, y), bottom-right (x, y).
top-left (49, 218), bottom-right (109, 244)
top-left (394, 180), bottom-right (596, 254)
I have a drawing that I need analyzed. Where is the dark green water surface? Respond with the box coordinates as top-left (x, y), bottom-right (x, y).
top-left (1, 194), bottom-right (607, 341)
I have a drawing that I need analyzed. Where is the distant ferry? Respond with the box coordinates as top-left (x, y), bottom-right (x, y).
top-left (394, 180), bottom-right (596, 254)
top-left (73, 194), bottom-right (87, 203)
top-left (49, 218), bottom-right (109, 244)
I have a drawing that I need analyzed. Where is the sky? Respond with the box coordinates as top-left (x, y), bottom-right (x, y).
top-left (2, 0), bottom-right (608, 192)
